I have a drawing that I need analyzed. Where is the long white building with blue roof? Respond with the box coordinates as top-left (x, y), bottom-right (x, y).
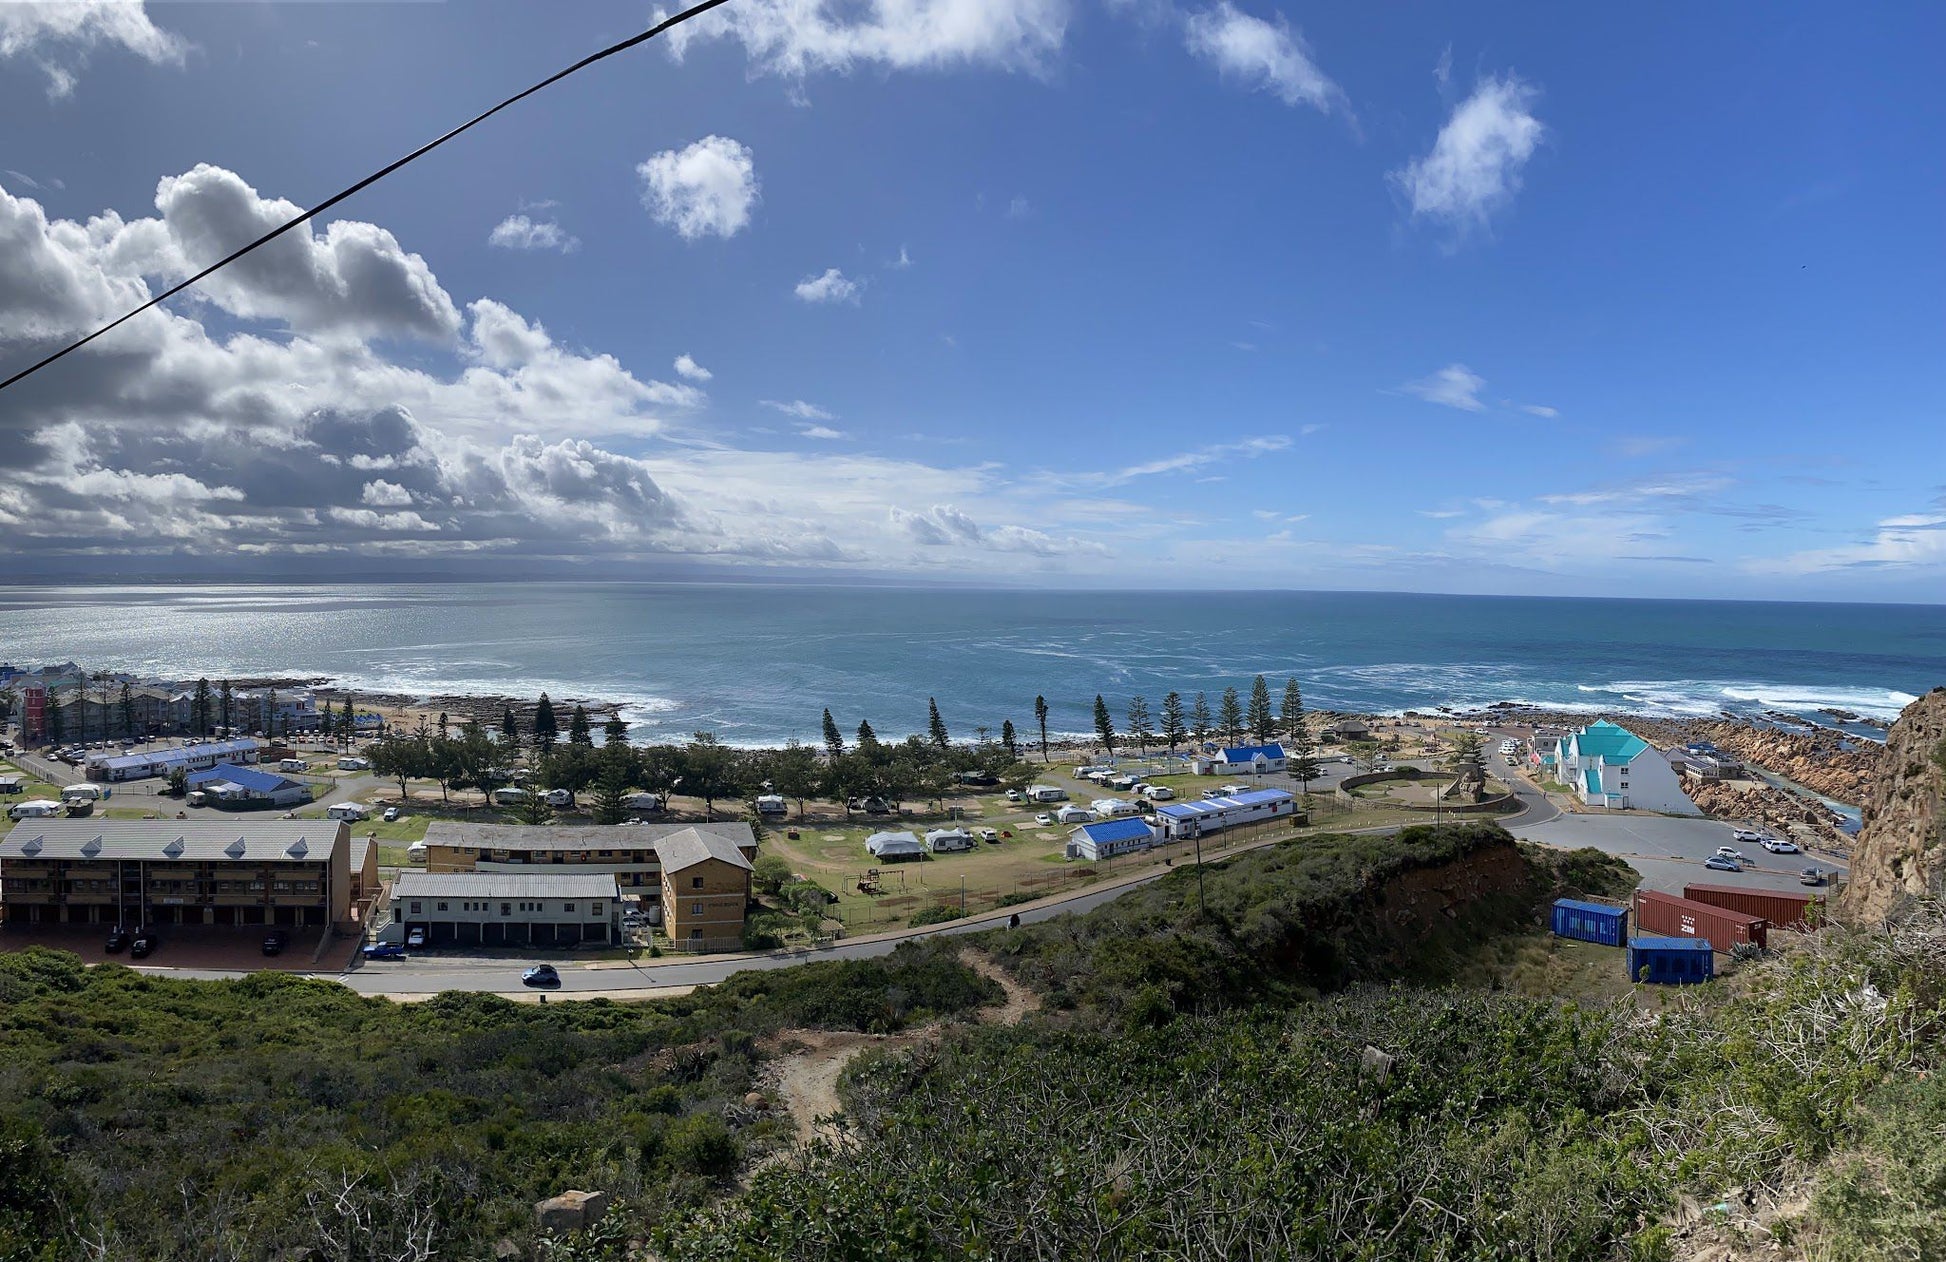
top-left (1067, 816), bottom-right (1158, 862)
top-left (1554, 720), bottom-right (1698, 814)
top-left (1152, 788), bottom-right (1298, 840)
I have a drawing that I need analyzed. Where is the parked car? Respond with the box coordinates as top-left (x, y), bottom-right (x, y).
top-left (1731, 828), bottom-right (1765, 844)
top-left (1713, 846), bottom-right (1748, 863)
top-left (1761, 836), bottom-right (1800, 853)
top-left (104, 928), bottom-right (130, 953)
top-left (544, 788), bottom-right (573, 808)
top-left (1004, 789), bottom-right (1023, 802)
top-left (522, 964), bottom-right (561, 988)
top-left (1703, 855), bottom-right (1743, 872)
top-left (362, 942), bottom-right (406, 960)
top-left (1034, 812), bottom-right (1054, 826)
top-left (382, 806), bottom-right (400, 822)
top-left (1800, 867), bottom-right (1826, 886)
top-left (979, 828), bottom-right (1000, 843)
top-left (129, 933), bottom-right (157, 959)
top-left (406, 927), bottom-right (427, 948)
top-left (262, 929), bottom-right (290, 956)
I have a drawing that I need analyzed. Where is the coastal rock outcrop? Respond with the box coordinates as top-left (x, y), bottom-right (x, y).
top-left (1838, 688), bottom-right (1946, 925)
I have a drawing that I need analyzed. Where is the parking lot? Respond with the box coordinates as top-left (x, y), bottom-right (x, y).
top-left (0, 922), bottom-right (362, 973)
top-left (1511, 812), bottom-right (1846, 897)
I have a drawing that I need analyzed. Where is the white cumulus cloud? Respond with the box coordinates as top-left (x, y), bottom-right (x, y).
top-left (488, 214), bottom-right (579, 253)
top-left (673, 353), bottom-right (712, 381)
top-left (0, 0), bottom-right (187, 98)
top-left (1182, 2), bottom-right (1340, 112)
top-left (794, 267), bottom-right (862, 304)
top-left (1393, 75), bottom-right (1543, 231)
top-left (659, 0), bottom-right (1069, 81)
top-left (637, 136), bottom-right (759, 241)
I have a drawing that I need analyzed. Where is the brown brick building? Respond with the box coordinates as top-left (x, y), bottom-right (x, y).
top-left (0, 818), bottom-right (352, 929)
top-left (416, 822), bottom-right (756, 950)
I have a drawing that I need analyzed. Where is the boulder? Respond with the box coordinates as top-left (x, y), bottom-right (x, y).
top-left (535, 1189), bottom-right (608, 1232)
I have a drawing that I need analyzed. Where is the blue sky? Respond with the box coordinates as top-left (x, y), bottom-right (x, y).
top-left (0, 0), bottom-right (1941, 599)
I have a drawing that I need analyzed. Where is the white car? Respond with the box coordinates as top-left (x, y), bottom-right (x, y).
top-left (978, 828), bottom-right (1000, 843)
top-left (382, 807), bottom-right (400, 822)
top-left (1034, 812), bottom-right (1054, 826)
top-left (1731, 828), bottom-right (1765, 844)
top-left (1004, 789), bottom-right (1023, 802)
top-left (1761, 837), bottom-right (1800, 854)
top-left (1713, 847), bottom-right (1748, 864)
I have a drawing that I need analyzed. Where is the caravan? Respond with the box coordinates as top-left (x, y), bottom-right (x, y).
top-left (1024, 785), bottom-right (1069, 803)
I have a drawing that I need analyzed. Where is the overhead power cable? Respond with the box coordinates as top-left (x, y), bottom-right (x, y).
top-left (0, 0), bottom-right (735, 396)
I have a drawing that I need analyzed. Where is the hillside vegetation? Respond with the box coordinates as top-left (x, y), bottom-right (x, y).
top-left (658, 826), bottom-right (1946, 1261)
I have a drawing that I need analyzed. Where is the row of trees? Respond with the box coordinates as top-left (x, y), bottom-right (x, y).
top-left (368, 711), bottom-right (1041, 823)
top-left (1083, 676), bottom-right (1322, 786)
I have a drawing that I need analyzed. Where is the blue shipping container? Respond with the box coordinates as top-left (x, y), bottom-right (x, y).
top-left (1627, 936), bottom-right (1715, 986)
top-left (1551, 898), bottom-right (1628, 947)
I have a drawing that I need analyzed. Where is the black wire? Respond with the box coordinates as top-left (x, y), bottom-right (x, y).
top-left (0, 0), bottom-right (736, 396)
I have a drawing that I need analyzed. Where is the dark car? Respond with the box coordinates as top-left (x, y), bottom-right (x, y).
top-left (361, 942), bottom-right (407, 960)
top-left (521, 964), bottom-right (561, 987)
top-left (104, 928), bottom-right (130, 953)
top-left (262, 930), bottom-right (290, 956)
top-left (129, 934), bottom-right (157, 959)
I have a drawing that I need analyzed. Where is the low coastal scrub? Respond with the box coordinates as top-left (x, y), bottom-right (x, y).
top-left (658, 867), bottom-right (1946, 1260)
top-left (0, 939), bottom-right (993, 1260)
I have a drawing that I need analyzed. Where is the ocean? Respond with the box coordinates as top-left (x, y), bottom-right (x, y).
top-left (0, 584), bottom-right (1939, 746)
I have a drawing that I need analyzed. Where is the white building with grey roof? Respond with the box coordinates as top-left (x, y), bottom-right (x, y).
top-left (386, 870), bottom-right (621, 948)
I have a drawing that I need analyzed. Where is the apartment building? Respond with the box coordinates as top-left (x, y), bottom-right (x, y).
top-left (0, 818), bottom-right (351, 928)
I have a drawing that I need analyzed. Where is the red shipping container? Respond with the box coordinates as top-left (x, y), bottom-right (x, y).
top-left (1681, 883), bottom-right (1824, 932)
top-left (1634, 888), bottom-right (1768, 951)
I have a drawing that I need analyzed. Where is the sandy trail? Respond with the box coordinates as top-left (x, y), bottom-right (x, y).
top-left (766, 948), bottom-right (1040, 1145)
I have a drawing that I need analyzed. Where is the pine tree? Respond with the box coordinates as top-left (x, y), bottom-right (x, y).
top-left (533, 693), bottom-right (558, 755)
top-left (219, 680), bottom-right (233, 737)
top-left (1283, 678), bottom-right (1319, 795)
top-left (856, 719), bottom-right (878, 750)
top-left (1160, 691), bottom-right (1186, 753)
top-left (822, 708), bottom-right (845, 758)
top-left (1219, 687), bottom-right (1244, 745)
top-left (1247, 675), bottom-right (1275, 743)
top-left (1000, 719), bottom-right (1018, 760)
top-left (1126, 695), bottom-right (1154, 755)
top-left (501, 706), bottom-right (520, 751)
top-left (927, 697), bottom-right (950, 750)
top-left (266, 688), bottom-right (280, 740)
top-left (602, 712), bottom-right (629, 745)
top-left (193, 678), bottom-right (212, 737)
top-left (1190, 692), bottom-right (1212, 745)
top-left (568, 704), bottom-right (593, 747)
top-left (118, 682), bottom-right (134, 742)
top-left (1093, 695), bottom-right (1117, 756)
top-left (1034, 695), bottom-right (1050, 763)
top-left (590, 745), bottom-right (632, 824)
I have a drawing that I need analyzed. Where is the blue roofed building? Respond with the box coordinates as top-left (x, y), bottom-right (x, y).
top-left (1557, 721), bottom-right (1698, 814)
top-left (1066, 815), bottom-right (1158, 862)
top-left (187, 762), bottom-right (313, 810)
top-left (1190, 742), bottom-right (1287, 776)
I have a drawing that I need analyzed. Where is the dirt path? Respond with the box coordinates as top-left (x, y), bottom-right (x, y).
top-left (765, 949), bottom-right (1040, 1145)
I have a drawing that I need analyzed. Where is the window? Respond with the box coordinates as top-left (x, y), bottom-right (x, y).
top-left (437, 901), bottom-right (448, 912)
top-left (410, 901), bottom-right (422, 915)
top-left (692, 902), bottom-right (703, 916)
top-left (500, 902), bottom-right (512, 916)
top-left (563, 903), bottom-right (575, 913)
top-left (690, 876), bottom-right (703, 889)
top-left (591, 902), bottom-right (603, 915)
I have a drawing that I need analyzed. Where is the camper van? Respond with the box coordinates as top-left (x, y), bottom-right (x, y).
top-left (326, 802), bottom-right (369, 821)
top-left (405, 841), bottom-right (429, 865)
top-left (491, 787), bottom-right (529, 806)
top-left (60, 784), bottom-right (103, 804)
top-left (1024, 785), bottom-right (1069, 803)
top-left (755, 794), bottom-right (788, 815)
top-left (7, 799), bottom-right (60, 820)
top-left (277, 758), bottom-right (309, 773)
top-left (925, 827), bottom-right (976, 853)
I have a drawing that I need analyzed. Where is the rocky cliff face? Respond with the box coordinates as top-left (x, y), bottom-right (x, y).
top-left (1838, 688), bottom-right (1946, 924)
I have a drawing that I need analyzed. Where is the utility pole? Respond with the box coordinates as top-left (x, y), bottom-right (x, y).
top-left (1193, 827), bottom-right (1206, 917)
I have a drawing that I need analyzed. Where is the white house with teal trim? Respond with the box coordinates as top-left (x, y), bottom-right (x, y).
top-left (1556, 720), bottom-right (1698, 814)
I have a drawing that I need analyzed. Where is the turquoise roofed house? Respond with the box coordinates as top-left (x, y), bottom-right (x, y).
top-left (1557, 720), bottom-right (1699, 815)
